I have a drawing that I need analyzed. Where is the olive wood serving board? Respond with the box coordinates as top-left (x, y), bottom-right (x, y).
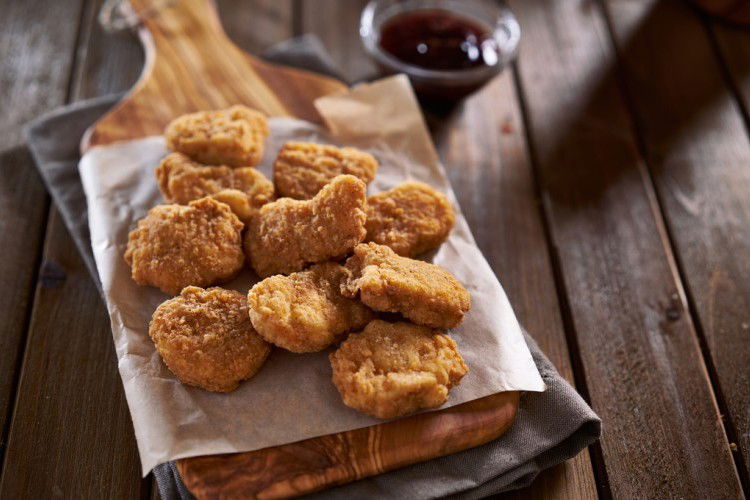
top-left (84, 0), bottom-right (521, 497)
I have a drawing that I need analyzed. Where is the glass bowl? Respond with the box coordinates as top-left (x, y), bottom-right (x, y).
top-left (360, 0), bottom-right (521, 102)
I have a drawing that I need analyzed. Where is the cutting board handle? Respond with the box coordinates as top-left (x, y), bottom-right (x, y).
top-left (82, 0), bottom-right (346, 151)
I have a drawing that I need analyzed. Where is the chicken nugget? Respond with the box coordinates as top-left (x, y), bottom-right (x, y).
top-left (149, 286), bottom-right (271, 392)
top-left (165, 105), bottom-right (269, 167)
top-left (247, 262), bottom-right (374, 353)
top-left (330, 319), bottom-right (468, 418)
top-left (245, 175), bottom-right (368, 277)
top-left (366, 181), bottom-right (455, 256)
top-left (273, 142), bottom-right (378, 199)
top-left (156, 152), bottom-right (274, 223)
top-left (124, 198), bottom-right (245, 295)
top-left (342, 243), bottom-right (470, 328)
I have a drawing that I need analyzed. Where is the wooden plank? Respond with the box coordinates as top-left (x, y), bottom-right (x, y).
top-left (70, 0), bottom-right (144, 99)
top-left (434, 76), bottom-right (597, 499)
top-left (602, 0), bottom-right (750, 484)
top-left (0, 0), bottom-right (85, 465)
top-left (508, 0), bottom-right (743, 497)
top-left (217, 0), bottom-right (293, 53)
top-left (0, 211), bottom-right (146, 498)
top-left (300, 0), bottom-right (375, 82)
top-left (0, 0), bottom-right (151, 496)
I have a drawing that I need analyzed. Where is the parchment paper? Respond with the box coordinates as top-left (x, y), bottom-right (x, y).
top-left (79, 75), bottom-right (545, 475)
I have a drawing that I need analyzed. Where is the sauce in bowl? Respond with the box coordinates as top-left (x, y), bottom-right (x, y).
top-left (379, 10), bottom-right (499, 71)
top-left (360, 0), bottom-right (520, 103)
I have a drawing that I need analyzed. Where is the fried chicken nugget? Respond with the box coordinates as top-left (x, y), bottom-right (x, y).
top-left (330, 320), bottom-right (468, 418)
top-left (273, 142), bottom-right (378, 199)
top-left (149, 286), bottom-right (271, 392)
top-left (124, 198), bottom-right (245, 295)
top-left (245, 175), bottom-right (368, 277)
top-left (165, 105), bottom-right (269, 167)
top-left (366, 181), bottom-right (455, 257)
top-left (342, 243), bottom-right (471, 328)
top-left (156, 152), bottom-right (275, 223)
top-left (247, 263), bottom-right (374, 353)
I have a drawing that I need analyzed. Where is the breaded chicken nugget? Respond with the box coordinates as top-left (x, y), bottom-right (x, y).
top-left (330, 320), bottom-right (468, 418)
top-left (165, 105), bottom-right (269, 167)
top-left (247, 262), bottom-right (374, 353)
top-left (342, 243), bottom-right (471, 328)
top-left (366, 181), bottom-right (455, 257)
top-left (273, 142), bottom-right (378, 200)
top-left (156, 152), bottom-right (274, 223)
top-left (124, 198), bottom-right (245, 295)
top-left (149, 286), bottom-right (271, 392)
top-left (245, 175), bottom-right (368, 277)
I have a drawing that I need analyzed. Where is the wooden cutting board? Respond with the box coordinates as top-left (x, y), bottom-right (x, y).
top-left (84, 0), bottom-right (521, 497)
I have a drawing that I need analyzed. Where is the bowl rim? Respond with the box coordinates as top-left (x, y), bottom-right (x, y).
top-left (359, 0), bottom-right (521, 84)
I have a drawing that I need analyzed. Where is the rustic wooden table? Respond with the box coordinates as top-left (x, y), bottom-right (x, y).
top-left (1, 0), bottom-right (748, 498)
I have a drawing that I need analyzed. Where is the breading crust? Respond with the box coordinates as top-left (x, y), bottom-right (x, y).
top-left (273, 142), bottom-right (378, 199)
top-left (330, 320), bottom-right (468, 418)
top-left (156, 152), bottom-right (274, 223)
top-left (149, 286), bottom-right (271, 392)
top-left (247, 262), bottom-right (374, 352)
top-left (245, 175), bottom-right (368, 277)
top-left (124, 197), bottom-right (245, 295)
top-left (342, 243), bottom-right (471, 328)
top-left (165, 105), bottom-right (269, 167)
top-left (366, 181), bottom-right (455, 256)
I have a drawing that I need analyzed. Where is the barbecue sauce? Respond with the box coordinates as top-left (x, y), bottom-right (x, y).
top-left (378, 9), bottom-right (498, 71)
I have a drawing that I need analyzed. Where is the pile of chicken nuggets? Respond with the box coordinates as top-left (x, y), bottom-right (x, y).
top-left (125, 105), bottom-right (472, 419)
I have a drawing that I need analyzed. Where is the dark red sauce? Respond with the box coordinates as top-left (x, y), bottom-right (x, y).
top-left (378, 9), bottom-right (498, 71)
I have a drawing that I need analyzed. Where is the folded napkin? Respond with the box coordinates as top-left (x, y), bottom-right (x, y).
top-left (25, 35), bottom-right (600, 499)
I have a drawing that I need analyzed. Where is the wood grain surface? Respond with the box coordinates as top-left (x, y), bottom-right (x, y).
top-left (178, 392), bottom-right (519, 498)
top-left (691, 0), bottom-right (750, 25)
top-left (509, 0), bottom-right (743, 497)
top-left (0, 0), bottom-right (81, 462)
top-left (3, 0), bottom-right (750, 498)
top-left (435, 75), bottom-right (598, 500)
top-left (602, 0), bottom-right (750, 485)
top-left (83, 0), bottom-right (345, 149)
top-left (0, 0), bottom-right (148, 497)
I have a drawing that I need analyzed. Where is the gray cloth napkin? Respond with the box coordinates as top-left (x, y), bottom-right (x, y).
top-left (24, 35), bottom-right (600, 500)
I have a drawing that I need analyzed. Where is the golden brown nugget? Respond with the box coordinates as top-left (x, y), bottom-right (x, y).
top-left (156, 152), bottom-right (275, 223)
top-left (330, 320), bottom-right (468, 418)
top-left (366, 181), bottom-right (455, 257)
top-left (247, 263), bottom-right (374, 353)
top-left (273, 142), bottom-right (378, 199)
top-left (124, 198), bottom-right (245, 295)
top-left (165, 105), bottom-right (269, 167)
top-left (245, 175), bottom-right (368, 277)
top-left (342, 243), bottom-right (471, 328)
top-left (149, 286), bottom-right (271, 392)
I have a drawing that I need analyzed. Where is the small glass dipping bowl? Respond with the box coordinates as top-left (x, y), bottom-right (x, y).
top-left (360, 0), bottom-right (520, 102)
